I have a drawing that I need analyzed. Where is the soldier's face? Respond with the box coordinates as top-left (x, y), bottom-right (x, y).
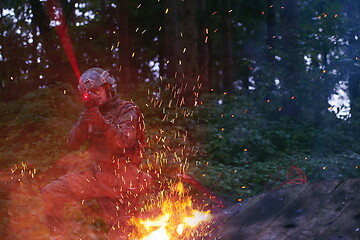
top-left (90, 86), bottom-right (109, 106)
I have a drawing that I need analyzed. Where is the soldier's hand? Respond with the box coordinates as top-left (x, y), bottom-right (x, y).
top-left (79, 107), bottom-right (109, 131)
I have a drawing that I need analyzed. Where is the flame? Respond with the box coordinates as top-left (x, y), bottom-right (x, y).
top-left (119, 182), bottom-right (213, 240)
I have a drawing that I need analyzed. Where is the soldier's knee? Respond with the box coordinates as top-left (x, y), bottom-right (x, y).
top-left (41, 187), bottom-right (58, 218)
top-left (139, 172), bottom-right (152, 193)
top-left (144, 172), bottom-right (152, 185)
top-left (41, 184), bottom-right (57, 207)
top-left (41, 181), bottom-right (69, 206)
top-left (41, 184), bottom-right (52, 200)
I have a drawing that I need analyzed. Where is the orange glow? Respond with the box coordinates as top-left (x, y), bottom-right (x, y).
top-left (120, 182), bottom-right (213, 240)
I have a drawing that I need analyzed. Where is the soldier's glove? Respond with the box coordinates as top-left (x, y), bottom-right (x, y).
top-left (79, 107), bottom-right (109, 131)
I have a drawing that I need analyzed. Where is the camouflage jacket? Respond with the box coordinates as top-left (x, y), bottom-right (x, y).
top-left (67, 97), bottom-right (145, 170)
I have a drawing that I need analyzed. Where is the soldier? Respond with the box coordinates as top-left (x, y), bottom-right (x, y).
top-left (41, 68), bottom-right (151, 239)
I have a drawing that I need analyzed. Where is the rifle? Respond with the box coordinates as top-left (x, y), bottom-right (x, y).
top-left (82, 92), bottom-right (98, 133)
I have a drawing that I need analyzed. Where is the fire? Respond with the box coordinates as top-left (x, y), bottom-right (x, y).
top-left (113, 182), bottom-right (213, 240)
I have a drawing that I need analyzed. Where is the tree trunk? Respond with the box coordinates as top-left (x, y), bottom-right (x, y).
top-left (180, 0), bottom-right (199, 106)
top-left (266, 0), bottom-right (276, 61)
top-left (60, 0), bottom-right (77, 23)
top-left (198, 0), bottom-right (210, 94)
top-left (344, 0), bottom-right (360, 120)
top-left (0, 2), bottom-right (5, 90)
top-left (30, 13), bottom-right (39, 83)
top-left (164, 0), bottom-right (181, 79)
top-left (279, 0), bottom-right (301, 118)
top-left (30, 0), bottom-right (68, 84)
top-left (221, 0), bottom-right (234, 92)
top-left (116, 0), bottom-right (131, 88)
top-left (348, 75), bottom-right (360, 120)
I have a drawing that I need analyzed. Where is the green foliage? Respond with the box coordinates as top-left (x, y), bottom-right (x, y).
top-left (187, 92), bottom-right (360, 202)
top-left (0, 82), bottom-right (81, 170)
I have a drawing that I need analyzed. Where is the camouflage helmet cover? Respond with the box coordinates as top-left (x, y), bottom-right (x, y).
top-left (78, 68), bottom-right (116, 94)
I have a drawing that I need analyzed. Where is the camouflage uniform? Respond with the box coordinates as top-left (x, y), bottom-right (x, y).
top-left (41, 97), bottom-right (151, 234)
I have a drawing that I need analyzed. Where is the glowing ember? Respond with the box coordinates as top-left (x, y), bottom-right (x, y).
top-left (112, 182), bottom-right (213, 240)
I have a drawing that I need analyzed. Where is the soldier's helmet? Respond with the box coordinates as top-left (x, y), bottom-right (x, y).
top-left (78, 68), bottom-right (117, 97)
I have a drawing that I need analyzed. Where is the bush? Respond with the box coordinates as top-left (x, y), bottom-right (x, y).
top-left (187, 92), bottom-right (360, 202)
top-left (0, 82), bottom-right (81, 170)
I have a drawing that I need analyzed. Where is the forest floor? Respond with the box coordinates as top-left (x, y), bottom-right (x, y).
top-left (0, 152), bottom-right (114, 240)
